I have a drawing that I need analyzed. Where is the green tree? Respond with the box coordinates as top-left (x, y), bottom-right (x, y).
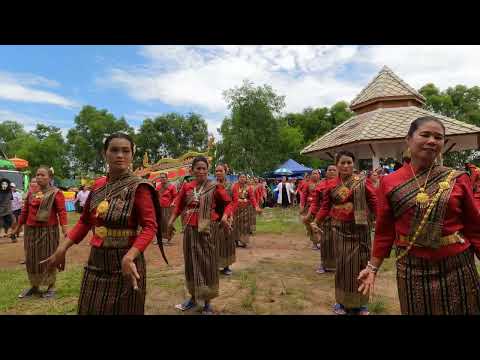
top-left (135, 112), bottom-right (208, 164)
top-left (8, 124), bottom-right (70, 178)
top-left (0, 121), bottom-right (27, 157)
top-left (67, 105), bottom-right (134, 176)
top-left (277, 101), bottom-right (353, 169)
top-left (327, 101), bottom-right (354, 127)
top-left (419, 83), bottom-right (480, 167)
top-left (217, 80), bottom-right (286, 174)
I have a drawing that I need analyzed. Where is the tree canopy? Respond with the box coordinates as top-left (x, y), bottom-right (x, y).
top-left (135, 112), bottom-right (208, 165)
top-left (0, 79), bottom-right (479, 179)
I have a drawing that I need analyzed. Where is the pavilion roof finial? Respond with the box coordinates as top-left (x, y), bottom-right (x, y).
top-left (350, 65), bottom-right (426, 109)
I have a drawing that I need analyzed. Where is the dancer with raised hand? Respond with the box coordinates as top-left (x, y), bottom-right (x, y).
top-left (10, 166), bottom-right (67, 299)
top-left (168, 156), bottom-right (233, 314)
top-left (312, 151), bottom-right (377, 315)
top-left (42, 133), bottom-right (166, 314)
top-left (358, 116), bottom-right (480, 315)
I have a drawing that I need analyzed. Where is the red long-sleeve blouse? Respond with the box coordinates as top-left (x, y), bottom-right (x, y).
top-left (308, 180), bottom-right (328, 216)
top-left (300, 180), bottom-right (321, 208)
top-left (173, 180), bottom-right (233, 226)
top-left (297, 180), bottom-right (306, 207)
top-left (18, 191), bottom-right (67, 227)
top-left (315, 177), bottom-right (377, 223)
top-left (254, 185), bottom-right (265, 205)
top-left (231, 182), bottom-right (258, 213)
top-left (373, 164), bottom-right (480, 261)
top-left (67, 177), bottom-right (157, 253)
top-left (157, 183), bottom-right (177, 208)
top-left (467, 165), bottom-right (480, 209)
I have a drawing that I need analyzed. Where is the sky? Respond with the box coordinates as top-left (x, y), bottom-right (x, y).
top-left (1, 45), bottom-right (480, 137)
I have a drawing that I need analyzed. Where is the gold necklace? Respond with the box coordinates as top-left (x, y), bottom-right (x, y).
top-left (338, 176), bottom-right (351, 200)
top-left (409, 162), bottom-right (435, 209)
top-left (193, 181), bottom-right (206, 202)
top-left (96, 181), bottom-right (114, 218)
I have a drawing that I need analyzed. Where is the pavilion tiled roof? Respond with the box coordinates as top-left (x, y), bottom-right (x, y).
top-left (301, 106), bottom-right (480, 154)
top-left (350, 66), bottom-right (426, 108)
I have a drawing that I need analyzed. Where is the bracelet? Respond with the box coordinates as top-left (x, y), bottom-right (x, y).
top-left (367, 261), bottom-right (378, 274)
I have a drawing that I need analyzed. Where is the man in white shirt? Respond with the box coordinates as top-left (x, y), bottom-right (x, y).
top-left (74, 186), bottom-right (90, 213)
top-left (275, 176), bottom-right (295, 208)
top-left (10, 183), bottom-right (22, 221)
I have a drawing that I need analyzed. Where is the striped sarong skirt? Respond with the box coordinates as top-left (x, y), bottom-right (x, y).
top-left (396, 248), bottom-right (480, 315)
top-left (305, 222), bottom-right (319, 245)
top-left (233, 205), bottom-right (251, 245)
top-left (78, 246), bottom-right (146, 315)
top-left (213, 221), bottom-right (236, 268)
top-left (160, 206), bottom-right (172, 239)
top-left (183, 225), bottom-right (219, 301)
top-left (24, 225), bottom-right (59, 287)
top-left (249, 204), bottom-right (256, 233)
top-left (320, 218), bottom-right (335, 270)
top-left (333, 219), bottom-right (371, 308)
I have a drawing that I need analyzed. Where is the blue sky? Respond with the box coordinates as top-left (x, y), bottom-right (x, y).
top-left (1, 45), bottom-right (479, 137)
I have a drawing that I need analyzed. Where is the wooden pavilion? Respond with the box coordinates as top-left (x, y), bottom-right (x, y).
top-left (301, 66), bottom-right (480, 169)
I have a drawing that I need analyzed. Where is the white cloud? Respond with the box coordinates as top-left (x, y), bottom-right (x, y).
top-left (0, 109), bottom-right (39, 129)
top-left (102, 45), bottom-right (480, 136)
top-left (0, 109), bottom-right (71, 137)
top-left (356, 45), bottom-right (480, 90)
top-left (103, 45), bottom-right (362, 117)
top-left (0, 72), bottom-right (77, 108)
top-left (124, 111), bottom-right (162, 122)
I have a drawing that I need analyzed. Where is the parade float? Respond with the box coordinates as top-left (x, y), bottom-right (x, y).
top-left (134, 136), bottom-right (215, 185)
top-left (134, 150), bottom-right (212, 184)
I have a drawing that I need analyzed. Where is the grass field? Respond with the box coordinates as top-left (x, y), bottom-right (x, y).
top-left (1, 207), bottom-right (478, 315)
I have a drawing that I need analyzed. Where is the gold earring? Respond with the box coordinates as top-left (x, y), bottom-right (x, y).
top-left (405, 147), bottom-right (411, 158)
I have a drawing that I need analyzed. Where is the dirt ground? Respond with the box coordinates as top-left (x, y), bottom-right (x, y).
top-left (0, 228), bottom-right (402, 315)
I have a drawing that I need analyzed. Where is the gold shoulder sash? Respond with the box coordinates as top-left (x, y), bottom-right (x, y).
top-left (388, 166), bottom-right (458, 219)
top-left (35, 187), bottom-right (60, 222)
top-left (397, 169), bottom-right (463, 258)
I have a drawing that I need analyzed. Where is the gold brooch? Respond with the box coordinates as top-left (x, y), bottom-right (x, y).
top-left (338, 185), bottom-right (350, 199)
top-left (354, 176), bottom-right (360, 181)
top-left (415, 190), bottom-right (430, 209)
top-left (96, 200), bottom-right (109, 218)
top-left (438, 181), bottom-right (450, 190)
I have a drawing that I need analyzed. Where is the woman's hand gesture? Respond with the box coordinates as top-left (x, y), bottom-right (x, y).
top-left (40, 247), bottom-right (67, 272)
top-left (221, 214), bottom-right (232, 232)
top-left (358, 267), bottom-right (376, 296)
top-left (121, 255), bottom-right (140, 291)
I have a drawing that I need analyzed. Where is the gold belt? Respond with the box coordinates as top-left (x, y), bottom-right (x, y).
top-left (397, 231), bottom-right (465, 248)
top-left (94, 226), bottom-right (138, 239)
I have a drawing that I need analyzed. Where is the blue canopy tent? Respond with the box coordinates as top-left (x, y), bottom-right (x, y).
top-left (266, 159), bottom-right (313, 178)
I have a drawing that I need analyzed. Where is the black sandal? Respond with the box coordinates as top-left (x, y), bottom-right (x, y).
top-left (42, 288), bottom-right (56, 299)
